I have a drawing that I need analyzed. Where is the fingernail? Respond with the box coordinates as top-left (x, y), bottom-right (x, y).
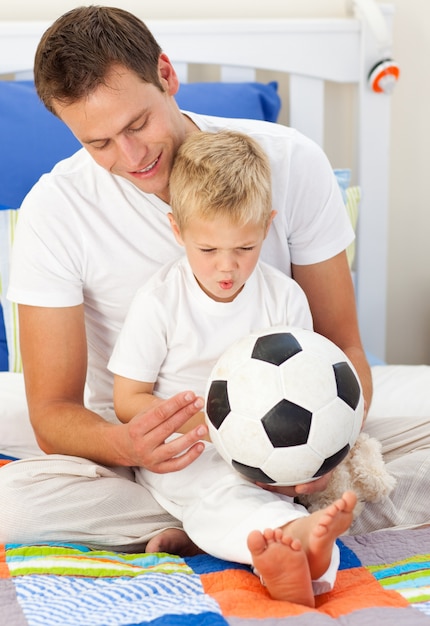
top-left (196, 425), bottom-right (207, 436)
top-left (194, 397), bottom-right (204, 409)
top-left (184, 392), bottom-right (194, 401)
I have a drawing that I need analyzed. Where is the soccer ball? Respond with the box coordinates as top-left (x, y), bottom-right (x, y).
top-left (205, 326), bottom-right (364, 486)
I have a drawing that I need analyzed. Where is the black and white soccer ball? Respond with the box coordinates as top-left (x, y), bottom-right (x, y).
top-left (205, 326), bottom-right (364, 486)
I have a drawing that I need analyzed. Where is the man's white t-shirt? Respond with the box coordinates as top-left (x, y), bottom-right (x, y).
top-left (108, 257), bottom-right (313, 400)
top-left (8, 113), bottom-right (353, 413)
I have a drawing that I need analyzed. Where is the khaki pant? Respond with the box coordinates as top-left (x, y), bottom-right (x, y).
top-left (351, 365), bottom-right (430, 534)
top-left (0, 456), bottom-right (179, 550)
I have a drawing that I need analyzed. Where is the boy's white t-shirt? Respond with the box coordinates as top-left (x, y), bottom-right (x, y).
top-left (108, 257), bottom-right (313, 399)
top-left (8, 113), bottom-right (353, 412)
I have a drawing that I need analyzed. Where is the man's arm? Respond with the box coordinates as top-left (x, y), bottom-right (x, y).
top-left (18, 304), bottom-right (206, 471)
top-left (292, 250), bottom-right (372, 416)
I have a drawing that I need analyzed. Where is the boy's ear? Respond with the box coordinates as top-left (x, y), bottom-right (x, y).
top-left (168, 213), bottom-right (184, 245)
top-left (265, 210), bottom-right (277, 237)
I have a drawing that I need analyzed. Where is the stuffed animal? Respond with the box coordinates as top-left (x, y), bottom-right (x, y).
top-left (297, 432), bottom-right (397, 524)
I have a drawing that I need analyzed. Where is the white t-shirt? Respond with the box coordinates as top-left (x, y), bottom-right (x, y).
top-left (108, 257), bottom-right (313, 399)
top-left (8, 113), bottom-right (353, 412)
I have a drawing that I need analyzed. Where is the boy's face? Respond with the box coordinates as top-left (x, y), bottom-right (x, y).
top-left (169, 213), bottom-right (274, 302)
top-left (53, 56), bottom-right (198, 203)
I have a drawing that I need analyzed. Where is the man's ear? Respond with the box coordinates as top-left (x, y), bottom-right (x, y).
top-left (168, 213), bottom-right (184, 245)
top-left (158, 53), bottom-right (179, 96)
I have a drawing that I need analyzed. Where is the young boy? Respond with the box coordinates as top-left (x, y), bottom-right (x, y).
top-left (108, 130), bottom-right (356, 606)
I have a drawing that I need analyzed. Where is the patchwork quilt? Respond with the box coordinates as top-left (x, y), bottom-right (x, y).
top-left (2, 528), bottom-right (430, 625)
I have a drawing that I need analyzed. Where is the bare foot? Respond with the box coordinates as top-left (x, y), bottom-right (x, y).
top-left (285, 491), bottom-right (357, 580)
top-left (145, 528), bottom-right (204, 557)
top-left (247, 528), bottom-right (315, 606)
top-left (307, 490), bottom-right (356, 579)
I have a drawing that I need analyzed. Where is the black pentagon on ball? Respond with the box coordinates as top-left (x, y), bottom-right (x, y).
top-left (232, 459), bottom-right (276, 484)
top-left (313, 443), bottom-right (351, 477)
top-left (333, 361), bottom-right (361, 410)
top-left (206, 380), bottom-right (231, 429)
top-left (262, 399), bottom-right (312, 447)
top-left (251, 332), bottom-right (302, 366)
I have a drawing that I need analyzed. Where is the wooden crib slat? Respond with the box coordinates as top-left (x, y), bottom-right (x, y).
top-left (289, 75), bottom-right (325, 148)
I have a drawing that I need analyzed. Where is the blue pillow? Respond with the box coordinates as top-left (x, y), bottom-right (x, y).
top-left (0, 80), bottom-right (280, 212)
top-left (0, 303), bottom-right (7, 371)
top-left (175, 81), bottom-right (281, 123)
top-left (0, 81), bottom-right (81, 211)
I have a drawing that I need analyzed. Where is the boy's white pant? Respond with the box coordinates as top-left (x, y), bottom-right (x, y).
top-left (136, 440), bottom-right (339, 595)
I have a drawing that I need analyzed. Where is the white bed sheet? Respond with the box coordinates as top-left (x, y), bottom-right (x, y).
top-left (1, 367), bottom-right (429, 460)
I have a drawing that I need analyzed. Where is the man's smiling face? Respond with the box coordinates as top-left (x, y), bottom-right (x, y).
top-left (53, 56), bottom-right (197, 203)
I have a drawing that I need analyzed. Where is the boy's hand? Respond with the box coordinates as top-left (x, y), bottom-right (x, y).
top-left (123, 391), bottom-right (207, 472)
top-left (256, 471), bottom-right (333, 498)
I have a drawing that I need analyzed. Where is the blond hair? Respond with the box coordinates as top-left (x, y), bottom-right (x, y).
top-left (169, 130), bottom-right (272, 231)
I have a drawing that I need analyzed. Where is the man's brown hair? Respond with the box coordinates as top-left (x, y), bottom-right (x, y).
top-left (34, 6), bottom-right (163, 114)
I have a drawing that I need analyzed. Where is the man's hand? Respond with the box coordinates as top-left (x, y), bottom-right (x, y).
top-left (256, 471), bottom-right (333, 498)
top-left (122, 391), bottom-right (207, 472)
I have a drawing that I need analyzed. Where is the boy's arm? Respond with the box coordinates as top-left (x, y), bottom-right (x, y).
top-left (114, 375), bottom-right (210, 439)
top-left (113, 376), bottom-right (163, 422)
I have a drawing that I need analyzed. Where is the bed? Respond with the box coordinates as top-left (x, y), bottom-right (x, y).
top-left (2, 5), bottom-right (430, 626)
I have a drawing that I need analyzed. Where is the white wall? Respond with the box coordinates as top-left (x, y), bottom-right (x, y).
top-left (1, 0), bottom-right (429, 365)
top-left (0, 0), bottom-right (349, 20)
top-left (386, 0), bottom-right (430, 364)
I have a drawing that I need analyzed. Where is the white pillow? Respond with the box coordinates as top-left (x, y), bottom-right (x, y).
top-left (0, 372), bottom-right (43, 458)
top-left (369, 365), bottom-right (430, 418)
top-left (364, 365), bottom-right (430, 462)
